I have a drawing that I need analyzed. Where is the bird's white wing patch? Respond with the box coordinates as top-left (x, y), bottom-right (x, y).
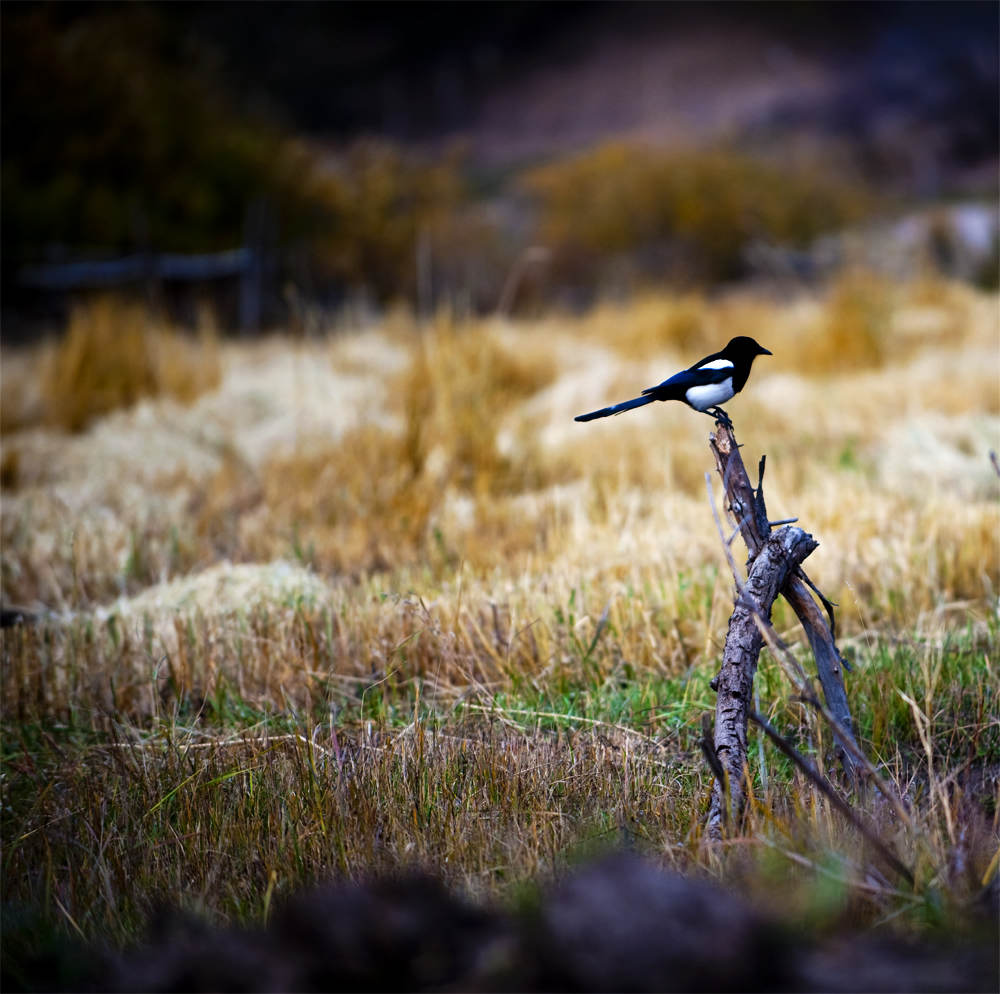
top-left (685, 378), bottom-right (734, 411)
top-left (698, 358), bottom-right (734, 372)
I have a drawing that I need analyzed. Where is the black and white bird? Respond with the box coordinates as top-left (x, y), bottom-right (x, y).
top-left (574, 336), bottom-right (772, 426)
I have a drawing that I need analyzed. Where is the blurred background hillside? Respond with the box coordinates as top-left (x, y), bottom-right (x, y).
top-left (3, 0), bottom-right (998, 336)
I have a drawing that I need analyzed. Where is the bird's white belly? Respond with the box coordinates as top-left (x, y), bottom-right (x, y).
top-left (685, 378), bottom-right (734, 411)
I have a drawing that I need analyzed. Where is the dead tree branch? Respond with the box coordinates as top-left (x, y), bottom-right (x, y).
top-left (749, 710), bottom-right (913, 886)
top-left (708, 423), bottom-right (858, 774)
top-left (704, 420), bottom-right (872, 838)
top-left (700, 713), bottom-right (729, 829)
top-left (700, 523), bottom-right (911, 834)
top-left (707, 524), bottom-right (818, 837)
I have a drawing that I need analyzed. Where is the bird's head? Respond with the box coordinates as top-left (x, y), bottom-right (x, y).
top-left (725, 336), bottom-right (772, 359)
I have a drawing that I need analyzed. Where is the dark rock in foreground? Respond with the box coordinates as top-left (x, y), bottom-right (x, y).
top-left (3, 854), bottom-right (996, 992)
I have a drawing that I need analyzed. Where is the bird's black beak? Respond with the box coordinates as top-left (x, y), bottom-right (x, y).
top-left (759, 346), bottom-right (772, 356)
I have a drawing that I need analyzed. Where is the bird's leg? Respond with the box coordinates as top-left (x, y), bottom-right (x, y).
top-left (706, 406), bottom-right (733, 428)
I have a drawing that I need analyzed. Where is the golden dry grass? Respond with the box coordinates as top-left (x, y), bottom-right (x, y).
top-left (1, 296), bottom-right (221, 436)
top-left (2, 276), bottom-right (997, 667)
top-left (2, 276), bottom-right (998, 946)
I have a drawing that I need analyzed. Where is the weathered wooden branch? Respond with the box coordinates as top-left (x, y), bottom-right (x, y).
top-left (706, 421), bottom-right (861, 836)
top-left (749, 710), bottom-right (914, 886)
top-left (707, 526), bottom-right (818, 837)
top-left (710, 425), bottom-right (857, 754)
top-left (699, 714), bottom-right (729, 829)
top-left (710, 548), bottom-right (913, 834)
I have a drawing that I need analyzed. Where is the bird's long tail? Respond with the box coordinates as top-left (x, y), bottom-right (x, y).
top-left (574, 394), bottom-right (656, 422)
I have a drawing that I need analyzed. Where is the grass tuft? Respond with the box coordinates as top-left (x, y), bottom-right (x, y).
top-left (39, 296), bottom-right (221, 432)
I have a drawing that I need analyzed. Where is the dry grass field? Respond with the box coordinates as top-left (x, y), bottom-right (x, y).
top-left (2, 277), bottom-right (998, 972)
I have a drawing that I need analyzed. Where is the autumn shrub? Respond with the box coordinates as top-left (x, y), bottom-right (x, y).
top-left (524, 142), bottom-right (873, 290)
top-left (2, 8), bottom-right (482, 311)
top-left (2, 5), bottom-right (324, 264)
top-left (309, 141), bottom-right (471, 303)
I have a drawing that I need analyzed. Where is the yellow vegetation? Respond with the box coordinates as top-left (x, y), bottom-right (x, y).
top-left (39, 296), bottom-right (220, 432)
top-left (1, 276), bottom-right (997, 693)
top-left (525, 142), bottom-right (873, 284)
top-left (2, 279), bottom-right (998, 942)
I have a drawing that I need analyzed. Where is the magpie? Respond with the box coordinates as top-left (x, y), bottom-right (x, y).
top-left (574, 336), bottom-right (772, 426)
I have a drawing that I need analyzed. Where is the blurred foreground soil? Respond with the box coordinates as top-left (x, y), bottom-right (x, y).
top-left (5, 854), bottom-right (996, 993)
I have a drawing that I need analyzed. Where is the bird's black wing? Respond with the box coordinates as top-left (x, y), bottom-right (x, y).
top-left (641, 362), bottom-right (734, 400)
